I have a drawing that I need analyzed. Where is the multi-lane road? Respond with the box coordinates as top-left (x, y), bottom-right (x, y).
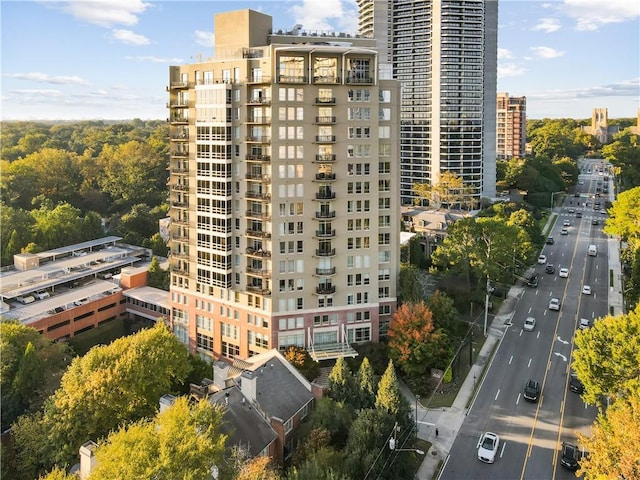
top-left (441, 160), bottom-right (612, 479)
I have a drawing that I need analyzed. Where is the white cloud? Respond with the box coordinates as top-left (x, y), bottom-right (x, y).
top-left (60, 0), bottom-right (151, 28)
top-left (4, 72), bottom-right (89, 85)
top-left (10, 89), bottom-right (65, 97)
top-left (111, 29), bottom-right (150, 46)
top-left (530, 46), bottom-right (565, 59)
top-left (531, 18), bottom-right (561, 33)
top-left (561, 0), bottom-right (640, 31)
top-left (290, 0), bottom-right (359, 33)
top-left (194, 30), bottom-right (215, 48)
top-left (125, 55), bottom-right (184, 64)
top-left (497, 48), bottom-right (514, 60)
top-left (498, 63), bottom-right (526, 78)
top-left (527, 78), bottom-right (640, 101)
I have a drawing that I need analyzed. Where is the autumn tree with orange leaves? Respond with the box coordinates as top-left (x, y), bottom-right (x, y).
top-left (387, 302), bottom-right (453, 376)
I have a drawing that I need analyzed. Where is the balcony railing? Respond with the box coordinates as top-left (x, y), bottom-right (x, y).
top-left (246, 97), bottom-right (272, 105)
top-left (315, 248), bottom-right (336, 257)
top-left (315, 172), bottom-right (336, 181)
top-left (315, 211), bottom-right (336, 219)
top-left (246, 285), bottom-right (271, 296)
top-left (171, 266), bottom-right (190, 275)
top-left (246, 135), bottom-right (271, 143)
top-left (278, 75), bottom-right (307, 83)
top-left (245, 210), bottom-right (271, 220)
top-left (246, 230), bottom-right (271, 239)
top-left (246, 247), bottom-right (271, 257)
top-left (171, 150), bottom-right (189, 158)
top-left (245, 173), bottom-right (270, 182)
top-left (315, 267), bottom-right (336, 276)
top-left (170, 167), bottom-right (188, 174)
top-left (246, 267), bottom-right (271, 278)
top-left (246, 116), bottom-right (271, 124)
top-left (313, 76), bottom-right (340, 84)
top-left (246, 191), bottom-right (271, 200)
top-left (315, 116), bottom-right (336, 124)
top-left (316, 285), bottom-right (336, 294)
top-left (315, 135), bottom-right (336, 143)
top-left (170, 184), bottom-right (189, 192)
top-left (169, 116), bottom-right (188, 124)
top-left (314, 154), bottom-right (336, 163)
top-left (171, 133), bottom-right (189, 141)
top-left (315, 97), bottom-right (336, 104)
top-left (245, 154), bottom-right (271, 163)
top-left (172, 201), bottom-right (188, 208)
top-left (315, 229), bottom-right (336, 238)
top-left (171, 218), bottom-right (189, 226)
top-left (315, 191), bottom-right (336, 200)
top-left (171, 251), bottom-right (189, 260)
top-left (346, 75), bottom-right (374, 85)
top-left (168, 81), bottom-right (190, 89)
top-left (171, 234), bottom-right (189, 242)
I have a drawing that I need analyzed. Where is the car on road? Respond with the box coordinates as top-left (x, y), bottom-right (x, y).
top-left (527, 275), bottom-right (539, 288)
top-left (477, 432), bottom-right (500, 464)
top-left (559, 268), bottom-right (569, 278)
top-left (546, 236), bottom-right (555, 245)
top-left (579, 318), bottom-right (590, 330)
top-left (582, 285), bottom-right (592, 295)
top-left (567, 207), bottom-right (575, 213)
top-left (523, 316), bottom-right (536, 331)
top-left (576, 211), bottom-right (582, 218)
top-left (523, 379), bottom-right (541, 402)
top-left (592, 218), bottom-right (598, 225)
top-left (560, 442), bottom-right (585, 471)
top-left (570, 373), bottom-right (584, 393)
top-left (538, 254), bottom-right (547, 264)
top-left (549, 298), bottom-right (560, 311)
top-left (34, 290), bottom-right (50, 300)
top-left (560, 227), bottom-right (569, 235)
top-left (545, 264), bottom-right (555, 274)
top-left (563, 219), bottom-right (571, 226)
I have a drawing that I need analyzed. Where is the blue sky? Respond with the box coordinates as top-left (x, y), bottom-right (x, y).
top-left (1, 0), bottom-right (638, 120)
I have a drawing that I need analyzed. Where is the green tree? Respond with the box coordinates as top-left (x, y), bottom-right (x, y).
top-left (398, 264), bottom-right (423, 303)
top-left (577, 396), bottom-right (640, 480)
top-left (0, 203), bottom-right (35, 266)
top-left (412, 172), bottom-right (475, 209)
top-left (328, 357), bottom-right (356, 404)
top-left (283, 346), bottom-right (320, 382)
top-left (235, 456), bottom-right (282, 480)
top-left (388, 302), bottom-right (451, 376)
top-left (31, 202), bottom-right (85, 250)
top-left (38, 466), bottom-right (76, 480)
top-left (115, 203), bottom-right (160, 246)
top-left (88, 397), bottom-right (226, 480)
top-left (301, 397), bottom-right (352, 448)
top-left (375, 360), bottom-right (409, 420)
top-left (427, 290), bottom-right (459, 333)
top-left (356, 357), bottom-right (377, 409)
top-left (0, 322), bottom-right (71, 429)
top-left (507, 208), bottom-right (543, 248)
top-left (604, 186), bottom-right (640, 251)
top-left (602, 131), bottom-right (640, 189)
top-left (147, 256), bottom-right (170, 291)
top-left (11, 323), bottom-right (192, 474)
top-left (572, 305), bottom-right (640, 405)
top-left (528, 120), bottom-right (580, 160)
top-left (149, 232), bottom-right (169, 257)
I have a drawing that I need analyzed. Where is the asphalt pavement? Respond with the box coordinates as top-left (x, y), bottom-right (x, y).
top-left (406, 204), bottom-right (625, 480)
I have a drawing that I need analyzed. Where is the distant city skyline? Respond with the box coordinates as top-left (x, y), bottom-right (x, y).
top-left (1, 0), bottom-right (638, 121)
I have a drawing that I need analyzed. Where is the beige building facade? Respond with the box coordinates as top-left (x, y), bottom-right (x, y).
top-left (167, 9), bottom-right (401, 362)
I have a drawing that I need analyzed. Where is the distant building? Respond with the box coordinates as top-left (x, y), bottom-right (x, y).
top-left (581, 108), bottom-right (620, 144)
top-left (496, 93), bottom-right (527, 159)
top-left (0, 237), bottom-right (169, 340)
top-left (627, 108), bottom-right (640, 135)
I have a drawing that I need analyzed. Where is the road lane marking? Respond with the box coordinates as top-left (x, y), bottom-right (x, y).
top-left (528, 307), bottom-right (532, 313)
top-left (557, 336), bottom-right (569, 344)
top-left (528, 358), bottom-right (532, 368)
top-left (554, 352), bottom-right (567, 362)
top-left (537, 331), bottom-right (541, 339)
top-left (519, 330), bottom-right (523, 337)
top-left (500, 442), bottom-right (507, 458)
top-left (495, 389), bottom-right (500, 401)
top-left (509, 355), bottom-right (513, 365)
top-left (516, 393), bottom-right (521, 405)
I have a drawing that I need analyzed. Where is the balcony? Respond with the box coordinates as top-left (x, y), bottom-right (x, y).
top-left (313, 76), bottom-right (340, 84)
top-left (171, 234), bottom-right (189, 242)
top-left (246, 191), bottom-right (271, 200)
top-left (246, 97), bottom-right (271, 105)
top-left (171, 217), bottom-right (189, 226)
top-left (315, 135), bottom-right (336, 143)
top-left (246, 116), bottom-right (271, 124)
top-left (314, 154), bottom-right (336, 163)
top-left (170, 184), bottom-right (189, 192)
top-left (171, 251), bottom-right (189, 260)
top-left (315, 96), bottom-right (336, 105)
top-left (245, 154), bottom-right (271, 163)
top-left (167, 100), bottom-right (188, 108)
top-left (315, 267), bottom-right (336, 276)
top-left (245, 173), bottom-right (271, 182)
top-left (246, 230), bottom-right (271, 239)
top-left (171, 132), bottom-right (189, 141)
top-left (246, 247), bottom-right (271, 258)
top-left (170, 166), bottom-right (188, 174)
top-left (278, 75), bottom-right (307, 84)
top-left (245, 210), bottom-right (271, 220)
top-left (315, 211), bottom-right (336, 219)
top-left (171, 266), bottom-right (190, 276)
top-left (346, 75), bottom-right (373, 85)
top-left (246, 135), bottom-right (271, 144)
top-left (315, 229), bottom-right (336, 238)
top-left (315, 191), bottom-right (336, 200)
top-left (172, 201), bottom-right (188, 209)
top-left (315, 248), bottom-right (336, 257)
top-left (315, 285), bottom-right (336, 294)
top-left (168, 81), bottom-right (190, 89)
top-left (246, 285), bottom-right (271, 296)
top-left (246, 267), bottom-right (271, 278)
top-left (314, 172), bottom-right (336, 181)
top-left (169, 116), bottom-right (188, 124)
top-left (315, 116), bottom-right (336, 124)
top-left (171, 150), bottom-right (189, 158)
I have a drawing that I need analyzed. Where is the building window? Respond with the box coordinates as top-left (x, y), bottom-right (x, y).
top-left (196, 333), bottom-right (214, 352)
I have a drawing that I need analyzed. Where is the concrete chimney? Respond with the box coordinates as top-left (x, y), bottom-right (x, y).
top-left (79, 441), bottom-right (98, 479)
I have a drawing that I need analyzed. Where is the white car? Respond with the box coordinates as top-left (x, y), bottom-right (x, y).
top-left (561, 228), bottom-right (569, 235)
top-left (579, 318), bottom-right (590, 330)
top-left (559, 268), bottom-right (569, 278)
top-left (477, 432), bottom-right (500, 463)
top-left (538, 254), bottom-right (547, 264)
top-left (563, 219), bottom-right (571, 226)
top-left (524, 317), bottom-right (536, 331)
top-left (582, 285), bottom-right (592, 295)
top-left (549, 298), bottom-right (561, 311)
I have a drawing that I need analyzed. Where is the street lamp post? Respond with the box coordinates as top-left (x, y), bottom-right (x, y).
top-left (415, 395), bottom-right (420, 438)
top-left (484, 276), bottom-right (490, 337)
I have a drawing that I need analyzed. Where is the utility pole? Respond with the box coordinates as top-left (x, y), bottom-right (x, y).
top-left (484, 276), bottom-right (490, 337)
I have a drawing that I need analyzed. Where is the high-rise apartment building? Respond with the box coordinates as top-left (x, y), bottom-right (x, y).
top-left (496, 92), bottom-right (526, 159)
top-left (167, 9), bottom-right (401, 362)
top-left (357, 0), bottom-right (498, 205)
